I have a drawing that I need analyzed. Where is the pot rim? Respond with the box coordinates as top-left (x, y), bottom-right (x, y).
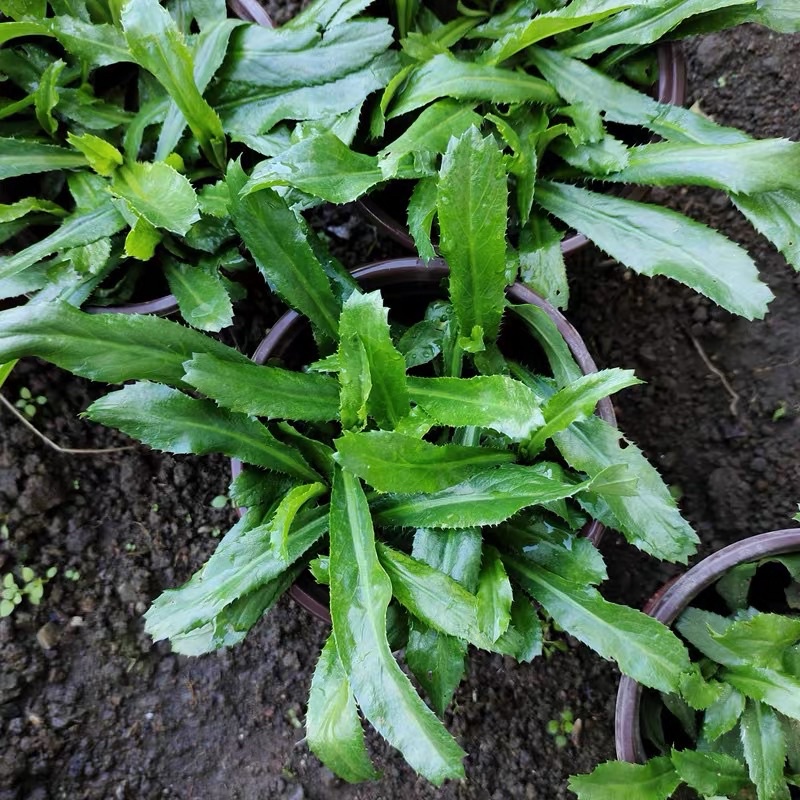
top-left (615, 528), bottom-right (800, 763)
top-left (232, 256), bottom-right (617, 621)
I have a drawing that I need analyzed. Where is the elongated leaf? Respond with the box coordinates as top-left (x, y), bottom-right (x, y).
top-left (307, 635), bottom-right (378, 783)
top-left (518, 215), bottom-right (569, 309)
top-left (675, 607), bottom-right (743, 666)
top-left (216, 52), bottom-right (399, 135)
top-left (0, 197), bottom-right (65, 223)
top-left (146, 506), bottom-right (327, 642)
top-left (111, 162), bottom-right (199, 235)
top-left (378, 100), bottom-right (482, 173)
top-left (328, 468), bottom-right (466, 784)
top-left (733, 189), bottom-right (800, 272)
top-left (602, 139), bottom-right (800, 195)
top-left (245, 133), bottom-right (384, 203)
top-left (674, 0), bottom-right (800, 34)
top-left (228, 162), bottom-right (340, 342)
top-left (670, 749), bottom-right (749, 798)
top-left (476, 546), bottom-right (512, 643)
top-left (569, 757), bottom-right (681, 800)
top-left (122, 0), bottom-right (225, 168)
top-left (67, 132), bottom-right (123, 176)
top-left (183, 353), bottom-right (340, 422)
top-left (375, 463), bottom-right (594, 530)
top-left (0, 138), bottom-right (86, 179)
top-left (47, 15), bottom-right (133, 66)
top-left (554, 415), bottom-right (698, 562)
top-left (376, 543), bottom-right (492, 648)
top-left (506, 556), bottom-right (693, 692)
top-left (268, 482), bottom-right (327, 559)
top-left (167, 565), bottom-right (300, 655)
top-left (387, 53), bottom-right (559, 119)
top-left (724, 665), bottom-right (800, 720)
top-left (337, 290), bottom-right (409, 428)
top-left (407, 177), bottom-right (438, 261)
top-left (406, 527), bottom-right (481, 714)
top-left (703, 684), bottom-right (746, 742)
top-left (437, 126), bottom-right (508, 347)
top-left (527, 369), bottom-right (640, 454)
top-left (335, 430), bottom-right (514, 493)
top-left (562, 0), bottom-right (747, 58)
top-left (164, 259), bottom-right (233, 332)
top-left (740, 700), bottom-right (790, 800)
top-left (0, 302), bottom-right (246, 386)
top-left (34, 59), bottom-right (64, 137)
top-left (86, 382), bottom-right (318, 481)
top-left (408, 375), bottom-right (544, 440)
top-left (536, 181), bottom-right (772, 320)
top-left (712, 613), bottom-right (800, 670)
top-left (492, 594), bottom-right (542, 662)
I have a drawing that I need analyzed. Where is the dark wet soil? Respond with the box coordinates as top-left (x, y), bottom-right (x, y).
top-left (2, 21), bottom-right (800, 800)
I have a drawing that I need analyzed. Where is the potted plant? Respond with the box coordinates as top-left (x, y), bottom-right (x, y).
top-left (240, 0), bottom-right (800, 320)
top-left (0, 131), bottom-right (706, 783)
top-left (570, 528), bottom-right (800, 800)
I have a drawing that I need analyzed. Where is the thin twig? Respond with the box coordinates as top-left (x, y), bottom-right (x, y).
top-left (687, 333), bottom-right (740, 417)
top-left (0, 393), bottom-right (137, 455)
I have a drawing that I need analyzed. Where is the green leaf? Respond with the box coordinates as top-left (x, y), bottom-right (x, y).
top-left (0, 301), bottom-right (247, 387)
top-left (124, 214), bottom-right (161, 260)
top-left (215, 52), bottom-right (399, 135)
top-left (164, 258), bottom-right (233, 332)
top-left (553, 415), bottom-right (699, 563)
top-left (715, 562), bottom-right (758, 611)
top-left (34, 59), bottom-right (64, 137)
top-left (492, 594), bottom-right (543, 662)
top-left (183, 353), bottom-right (340, 423)
top-left (67, 132), bottom-right (123, 176)
top-left (245, 134), bottom-right (384, 204)
top-left (703, 684), bottom-right (746, 742)
top-left (376, 543), bottom-right (491, 648)
top-left (0, 197), bottom-right (66, 224)
top-left (307, 634), bottom-right (378, 783)
top-left (669, 749), bottom-right (749, 798)
top-left (602, 139), bottom-right (800, 195)
top-left (407, 177), bottom-right (438, 261)
top-left (562, 0), bottom-right (750, 58)
top-left (0, 138), bottom-right (86, 179)
top-left (724, 665), bottom-right (800, 720)
top-left (111, 162), bottom-right (199, 235)
top-left (337, 290), bottom-right (409, 429)
top-left (506, 555), bottom-right (692, 693)
top-left (267, 482), bottom-right (327, 559)
top-left (527, 369), bottom-right (641, 455)
top-left (408, 375), bottom-right (546, 441)
top-left (536, 181), bottom-right (772, 320)
top-left (675, 607), bottom-right (744, 666)
top-left (328, 468), bottom-right (466, 784)
top-left (335, 430), bottom-right (514, 494)
top-left (122, 0), bottom-right (225, 168)
top-left (569, 756), bottom-right (681, 800)
top-left (85, 382), bottom-right (319, 481)
top-left (733, 189), bottom-right (800, 272)
top-left (518, 215), bottom-right (569, 310)
top-left (47, 16), bottom-right (133, 66)
top-left (227, 162), bottom-right (340, 342)
top-left (374, 463), bottom-right (596, 530)
top-left (711, 613), bottom-right (800, 670)
top-left (740, 700), bottom-right (790, 800)
top-left (476, 546), bottom-right (512, 643)
top-left (438, 126), bottom-right (508, 347)
top-left (387, 53), bottom-right (559, 119)
top-left (146, 506), bottom-right (327, 644)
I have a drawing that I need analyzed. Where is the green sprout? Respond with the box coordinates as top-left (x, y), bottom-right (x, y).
top-left (547, 709), bottom-right (575, 749)
top-left (1, 565), bottom-right (57, 616)
top-left (14, 386), bottom-right (47, 418)
top-left (64, 568), bottom-right (81, 582)
top-left (210, 494), bottom-right (229, 509)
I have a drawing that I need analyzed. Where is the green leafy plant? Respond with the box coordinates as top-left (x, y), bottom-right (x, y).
top-left (14, 385), bottom-right (46, 418)
top-left (570, 554), bottom-right (800, 800)
top-left (548, 708), bottom-right (575, 749)
top-left (243, 0), bottom-right (800, 320)
top-left (1, 565), bottom-right (57, 616)
top-left (0, 128), bottom-right (704, 784)
top-left (0, 0), bottom-right (398, 328)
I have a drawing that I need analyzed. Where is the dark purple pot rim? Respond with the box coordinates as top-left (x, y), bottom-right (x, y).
top-left (615, 528), bottom-right (800, 763)
top-left (359, 41), bottom-right (687, 257)
top-left (231, 257), bottom-right (616, 622)
top-left (84, 2), bottom-right (271, 318)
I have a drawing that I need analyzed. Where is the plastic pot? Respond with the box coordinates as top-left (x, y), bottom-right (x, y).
top-left (615, 528), bottom-right (800, 764)
top-left (84, 0), bottom-right (273, 317)
top-left (358, 41), bottom-right (687, 255)
top-left (231, 256), bottom-right (617, 622)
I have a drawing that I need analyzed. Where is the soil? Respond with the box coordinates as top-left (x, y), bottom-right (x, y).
top-left (2, 20), bottom-right (800, 800)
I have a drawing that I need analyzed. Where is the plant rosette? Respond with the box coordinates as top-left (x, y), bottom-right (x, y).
top-left (571, 528), bottom-right (800, 800)
top-left (0, 140), bottom-right (703, 786)
top-left (241, 0), bottom-right (800, 321)
top-left (231, 256), bottom-right (616, 620)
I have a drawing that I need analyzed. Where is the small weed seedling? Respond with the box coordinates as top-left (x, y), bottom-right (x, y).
top-left (547, 709), bottom-right (575, 749)
top-left (15, 387), bottom-right (47, 419)
top-left (1, 566), bottom-right (57, 616)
